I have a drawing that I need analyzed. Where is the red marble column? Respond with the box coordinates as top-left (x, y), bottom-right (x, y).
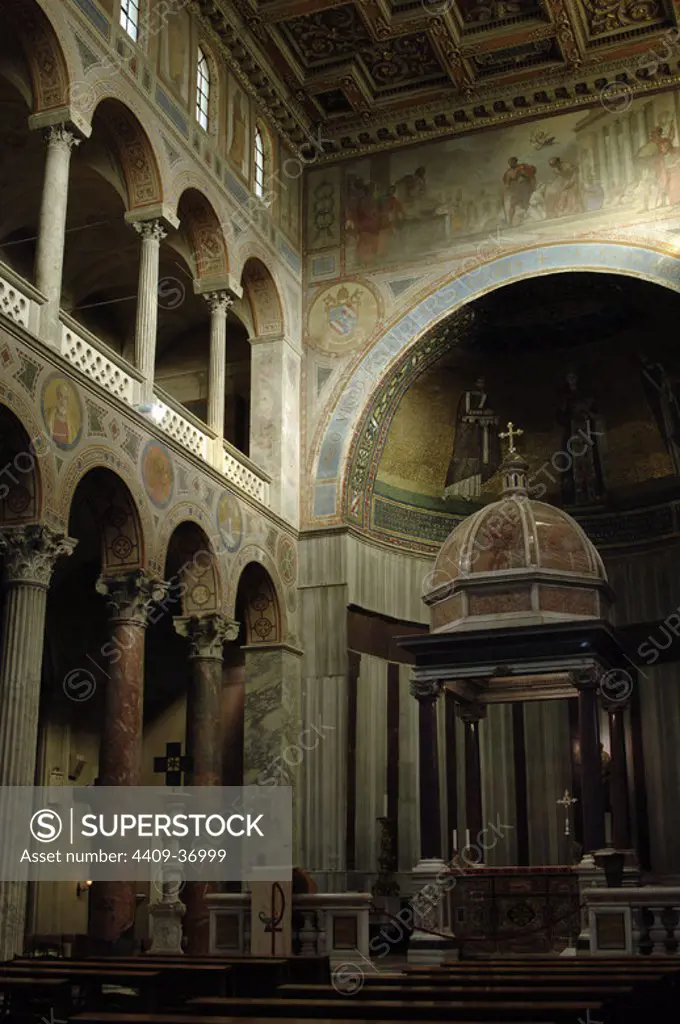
top-left (174, 613), bottom-right (238, 954)
top-left (89, 570), bottom-right (166, 953)
top-left (573, 668), bottom-right (606, 856)
top-left (605, 700), bottom-right (632, 851)
top-left (410, 678), bottom-right (444, 862)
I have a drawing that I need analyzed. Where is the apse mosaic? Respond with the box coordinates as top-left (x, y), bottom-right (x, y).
top-left (347, 273), bottom-right (680, 550)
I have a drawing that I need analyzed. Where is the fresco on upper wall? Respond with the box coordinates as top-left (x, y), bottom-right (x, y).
top-left (338, 92), bottom-right (680, 270)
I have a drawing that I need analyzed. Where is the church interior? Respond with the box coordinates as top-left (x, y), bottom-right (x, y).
top-left (3, 0), bottom-right (680, 1021)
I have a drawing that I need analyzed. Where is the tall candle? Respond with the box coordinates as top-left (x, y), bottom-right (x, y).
top-left (453, 829), bottom-right (458, 851)
top-left (465, 828), bottom-right (470, 848)
top-left (383, 795), bottom-right (388, 818)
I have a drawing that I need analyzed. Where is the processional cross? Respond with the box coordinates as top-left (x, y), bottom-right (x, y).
top-left (557, 789), bottom-right (578, 836)
top-left (153, 742), bottom-right (193, 787)
top-left (499, 421), bottom-right (524, 453)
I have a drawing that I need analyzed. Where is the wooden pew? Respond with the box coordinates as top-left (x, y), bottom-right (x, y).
top-left (278, 981), bottom-right (632, 1000)
top-left (68, 1016), bottom-right (552, 1024)
top-left (184, 994), bottom-right (604, 1020)
top-left (13, 958), bottom-right (231, 999)
top-left (0, 975), bottom-right (71, 1021)
top-left (0, 964), bottom-right (161, 1012)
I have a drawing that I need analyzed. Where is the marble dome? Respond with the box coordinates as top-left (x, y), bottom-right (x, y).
top-left (424, 446), bottom-right (612, 633)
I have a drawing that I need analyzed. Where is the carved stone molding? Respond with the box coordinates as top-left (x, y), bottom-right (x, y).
top-left (174, 613), bottom-right (240, 659)
top-left (0, 524), bottom-right (76, 587)
top-left (96, 570), bottom-right (168, 626)
top-left (570, 666), bottom-right (602, 691)
top-left (409, 677), bottom-right (444, 702)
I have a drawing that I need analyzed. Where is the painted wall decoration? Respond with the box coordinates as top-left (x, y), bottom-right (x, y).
top-left (341, 92), bottom-right (680, 270)
top-left (141, 439), bottom-right (175, 510)
top-left (216, 491), bottom-right (243, 552)
top-left (227, 80), bottom-right (250, 180)
top-left (279, 146), bottom-right (301, 244)
top-left (277, 533), bottom-right (297, 585)
top-left (159, 6), bottom-right (191, 102)
top-left (306, 280), bottom-right (380, 355)
top-left (41, 372), bottom-right (83, 451)
top-left (306, 167), bottom-right (341, 250)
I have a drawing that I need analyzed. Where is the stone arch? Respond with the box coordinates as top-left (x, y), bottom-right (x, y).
top-left (89, 97), bottom-right (164, 211)
top-left (0, 389), bottom-right (58, 521)
top-left (311, 241), bottom-right (680, 521)
top-left (162, 519), bottom-right (222, 616)
top-left (58, 447), bottom-right (152, 569)
top-left (5, 0), bottom-right (71, 114)
top-left (176, 187), bottom-right (229, 282)
top-left (65, 466), bottom-right (144, 574)
top-left (0, 403), bottom-right (43, 525)
top-left (241, 255), bottom-right (285, 337)
top-left (234, 560), bottom-right (282, 645)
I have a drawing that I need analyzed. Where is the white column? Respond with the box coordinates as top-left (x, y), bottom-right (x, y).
top-left (204, 291), bottom-right (234, 436)
top-left (132, 220), bottom-right (167, 400)
top-left (0, 524), bottom-right (76, 961)
top-left (34, 126), bottom-right (80, 335)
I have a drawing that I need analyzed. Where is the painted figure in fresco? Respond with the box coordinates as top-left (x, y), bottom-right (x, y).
top-left (547, 156), bottom-right (582, 217)
top-left (557, 372), bottom-right (605, 506)
top-left (502, 156), bottom-right (537, 225)
top-left (444, 378), bottom-right (500, 500)
top-left (377, 185), bottom-right (404, 255)
top-left (640, 355), bottom-right (680, 477)
top-left (44, 382), bottom-right (79, 448)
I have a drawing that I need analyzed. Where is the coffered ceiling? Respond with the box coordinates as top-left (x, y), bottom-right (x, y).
top-left (196, 0), bottom-right (680, 159)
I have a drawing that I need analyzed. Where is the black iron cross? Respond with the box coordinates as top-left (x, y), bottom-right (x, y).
top-left (154, 742), bottom-right (193, 786)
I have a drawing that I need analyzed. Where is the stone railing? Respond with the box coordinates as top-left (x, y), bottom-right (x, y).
top-left (584, 886), bottom-right (680, 955)
top-left (205, 891), bottom-right (372, 960)
top-left (0, 261), bottom-right (44, 336)
top-left (59, 316), bottom-right (140, 407)
top-left (222, 440), bottom-right (271, 506)
top-left (153, 387), bottom-right (210, 461)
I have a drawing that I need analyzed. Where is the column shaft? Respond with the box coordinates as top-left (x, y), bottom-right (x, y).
top-left (608, 704), bottom-right (632, 850)
top-left (174, 614), bottom-right (237, 954)
top-left (0, 526), bottom-right (75, 962)
top-left (461, 706), bottom-right (485, 860)
top-left (133, 221), bottom-right (166, 398)
top-left (89, 571), bottom-right (165, 951)
top-left (576, 676), bottom-right (606, 853)
top-left (35, 126), bottom-right (79, 318)
top-left (205, 293), bottom-right (233, 436)
top-left (411, 680), bottom-right (443, 861)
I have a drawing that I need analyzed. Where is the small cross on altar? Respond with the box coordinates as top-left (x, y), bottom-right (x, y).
top-left (499, 421), bottom-right (523, 454)
top-left (557, 789), bottom-right (578, 836)
top-left (153, 742), bottom-right (192, 787)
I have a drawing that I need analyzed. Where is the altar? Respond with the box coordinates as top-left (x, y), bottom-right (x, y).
top-left (448, 865), bottom-right (579, 956)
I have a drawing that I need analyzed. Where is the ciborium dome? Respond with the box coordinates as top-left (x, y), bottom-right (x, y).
top-left (424, 423), bottom-right (612, 633)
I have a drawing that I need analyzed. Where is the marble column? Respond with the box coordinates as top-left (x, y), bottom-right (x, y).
top-left (408, 677), bottom-right (452, 964)
top-left (204, 292), bottom-right (234, 437)
top-left (459, 702), bottom-right (486, 860)
top-left (89, 570), bottom-right (166, 952)
top-left (131, 220), bottom-right (167, 401)
top-left (34, 125), bottom-right (80, 336)
top-left (605, 700), bottom-right (632, 851)
top-left (174, 613), bottom-right (238, 954)
top-left (573, 669), bottom-right (606, 856)
top-left (0, 524), bottom-right (76, 962)
top-left (249, 335), bottom-right (301, 524)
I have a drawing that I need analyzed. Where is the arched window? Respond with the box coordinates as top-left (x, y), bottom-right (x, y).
top-left (119, 0), bottom-right (140, 41)
top-left (254, 126), bottom-right (266, 198)
top-left (196, 47), bottom-right (210, 131)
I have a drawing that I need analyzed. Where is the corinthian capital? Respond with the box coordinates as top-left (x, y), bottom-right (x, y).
top-left (570, 666), bottom-right (602, 691)
top-left (0, 524), bottom-right (76, 587)
top-left (96, 570), bottom-right (168, 625)
top-left (174, 613), bottom-right (239, 658)
top-left (132, 219), bottom-right (167, 243)
top-left (45, 125), bottom-right (80, 152)
top-left (203, 291), bottom-right (234, 315)
top-left (409, 677), bottom-right (443, 702)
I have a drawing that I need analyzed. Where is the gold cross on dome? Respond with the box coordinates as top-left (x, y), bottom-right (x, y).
top-left (499, 421), bottom-right (523, 453)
